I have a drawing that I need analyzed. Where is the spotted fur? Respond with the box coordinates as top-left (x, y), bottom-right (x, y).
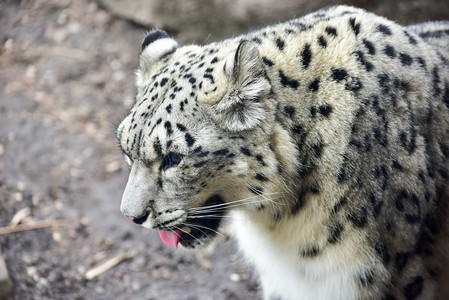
top-left (117, 6), bottom-right (449, 300)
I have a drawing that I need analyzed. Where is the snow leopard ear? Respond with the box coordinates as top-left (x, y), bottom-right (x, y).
top-left (213, 40), bottom-right (270, 132)
top-left (139, 30), bottom-right (179, 74)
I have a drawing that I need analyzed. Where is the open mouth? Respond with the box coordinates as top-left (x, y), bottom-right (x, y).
top-left (159, 194), bottom-right (226, 249)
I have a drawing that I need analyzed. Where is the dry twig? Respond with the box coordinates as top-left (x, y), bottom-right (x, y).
top-left (0, 218), bottom-right (76, 235)
top-left (85, 252), bottom-right (134, 280)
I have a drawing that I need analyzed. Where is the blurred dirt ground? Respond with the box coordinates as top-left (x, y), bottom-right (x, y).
top-left (0, 1), bottom-right (448, 300)
top-left (0, 1), bottom-right (257, 299)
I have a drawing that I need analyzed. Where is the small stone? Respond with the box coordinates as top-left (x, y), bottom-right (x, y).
top-left (69, 228), bottom-right (78, 239)
top-left (10, 207), bottom-right (31, 226)
top-left (24, 65), bottom-right (37, 84)
top-left (7, 132), bottom-right (15, 142)
top-left (52, 231), bottom-right (62, 243)
top-left (229, 273), bottom-right (241, 282)
top-left (3, 39), bottom-right (13, 50)
top-left (73, 158), bottom-right (83, 167)
top-left (21, 253), bottom-right (38, 265)
top-left (150, 267), bottom-right (172, 280)
top-left (47, 271), bottom-right (58, 283)
top-left (184, 274), bottom-right (192, 283)
top-left (94, 251), bottom-right (107, 261)
top-left (122, 274), bottom-right (131, 287)
top-left (57, 12), bottom-right (69, 25)
top-left (196, 257), bottom-right (212, 271)
top-left (161, 267), bottom-right (171, 280)
top-left (13, 192), bottom-right (23, 202)
top-left (80, 217), bottom-right (90, 226)
top-left (2, 39), bottom-right (13, 57)
top-left (95, 10), bottom-right (112, 26)
top-left (85, 123), bottom-right (98, 136)
top-left (26, 266), bottom-right (39, 282)
top-left (112, 71), bottom-right (125, 81)
top-left (77, 265), bottom-right (86, 275)
top-left (37, 277), bottom-right (48, 288)
top-left (132, 281), bottom-right (140, 291)
top-left (101, 238), bottom-right (115, 247)
top-left (67, 20), bottom-right (81, 34)
top-left (32, 194), bottom-right (42, 206)
top-left (95, 286), bottom-right (105, 295)
top-left (105, 161), bottom-right (121, 173)
top-left (70, 168), bottom-right (82, 178)
top-left (54, 200), bottom-right (63, 211)
top-left (110, 59), bottom-right (121, 70)
top-left (16, 181), bottom-right (26, 191)
top-left (130, 256), bottom-right (146, 271)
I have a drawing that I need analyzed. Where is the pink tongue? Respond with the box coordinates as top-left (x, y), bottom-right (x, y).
top-left (158, 230), bottom-right (182, 249)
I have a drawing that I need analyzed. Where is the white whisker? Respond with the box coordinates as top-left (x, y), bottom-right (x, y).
top-left (188, 193), bottom-right (286, 214)
top-left (173, 224), bottom-right (203, 245)
top-left (187, 214), bottom-right (234, 219)
top-left (188, 193), bottom-right (283, 212)
top-left (183, 222), bottom-right (225, 238)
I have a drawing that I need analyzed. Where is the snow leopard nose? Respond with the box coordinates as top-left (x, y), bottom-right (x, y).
top-left (122, 210), bottom-right (150, 225)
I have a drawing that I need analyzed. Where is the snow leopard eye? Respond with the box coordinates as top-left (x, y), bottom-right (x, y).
top-left (161, 153), bottom-right (184, 171)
